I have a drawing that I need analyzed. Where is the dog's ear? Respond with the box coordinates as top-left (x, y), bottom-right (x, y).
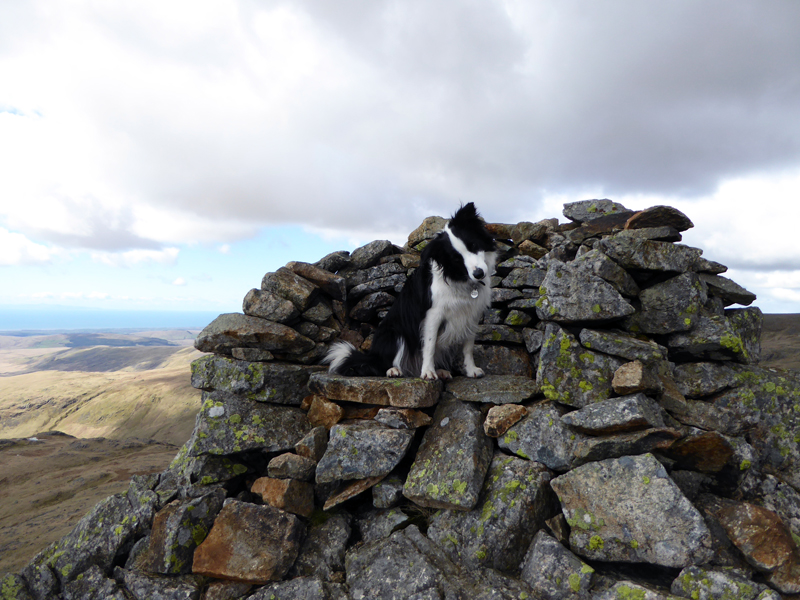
top-left (452, 202), bottom-right (479, 222)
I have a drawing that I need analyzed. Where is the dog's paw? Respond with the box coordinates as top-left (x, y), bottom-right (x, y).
top-left (421, 368), bottom-right (438, 381)
top-left (436, 369), bottom-right (453, 380)
top-left (465, 366), bottom-right (485, 378)
top-left (386, 367), bottom-right (403, 377)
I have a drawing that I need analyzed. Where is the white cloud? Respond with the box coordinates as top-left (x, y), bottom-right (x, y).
top-left (172, 277), bottom-right (187, 286)
top-left (91, 247), bottom-right (179, 268)
top-left (0, 227), bottom-right (60, 265)
top-left (218, 244), bottom-right (231, 255)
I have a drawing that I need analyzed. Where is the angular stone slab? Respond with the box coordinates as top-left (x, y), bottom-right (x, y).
top-left (563, 199), bottom-right (632, 223)
top-left (497, 402), bottom-right (584, 471)
top-left (349, 291), bottom-right (395, 321)
top-left (550, 453), bottom-right (714, 567)
top-left (673, 362), bottom-right (737, 398)
top-left (404, 398), bottom-right (493, 510)
top-left (698, 273), bottom-right (756, 307)
top-left (625, 205), bottom-right (694, 232)
top-left (114, 568), bottom-right (204, 600)
top-left (484, 405), bottom-right (528, 438)
top-left (671, 566), bottom-right (778, 600)
top-left (308, 373), bottom-right (442, 408)
top-left (501, 266), bottom-right (546, 289)
top-left (561, 393), bottom-right (665, 434)
top-left (349, 239), bottom-right (395, 269)
top-left (573, 248), bottom-right (640, 296)
top-left (139, 489), bottom-right (225, 574)
top-left (446, 375), bottom-right (539, 405)
top-left (612, 360), bottom-right (663, 395)
top-left (474, 345), bottom-right (532, 377)
top-left (519, 530), bottom-right (595, 599)
top-left (286, 261), bottom-right (347, 301)
top-left (295, 426), bottom-right (329, 462)
top-left (63, 565), bottom-right (127, 600)
top-left (268, 453), bottom-right (316, 481)
top-left (349, 274), bottom-right (406, 300)
top-left (355, 507), bottom-right (410, 543)
top-left (193, 500), bottom-right (305, 584)
top-left (572, 428), bottom-right (681, 467)
top-left (194, 313), bottom-right (315, 356)
top-left (345, 262), bottom-right (405, 289)
top-left (628, 272), bottom-right (707, 335)
top-left (261, 267), bottom-right (318, 311)
top-left (667, 309), bottom-right (761, 364)
top-left (323, 476), bottom-right (385, 511)
top-left (579, 328), bottom-right (667, 363)
top-left (408, 215), bottom-right (447, 247)
top-left (191, 356), bottom-right (323, 404)
top-left (428, 453), bottom-right (553, 573)
top-left (345, 525), bottom-right (533, 600)
top-left (616, 225), bottom-right (682, 242)
top-left (372, 476), bottom-right (406, 509)
top-left (475, 324), bottom-right (523, 344)
top-left (537, 323), bottom-right (623, 408)
top-left (242, 288), bottom-right (300, 324)
top-left (290, 513), bottom-right (352, 581)
top-left (600, 581), bottom-right (680, 600)
top-left (717, 502), bottom-right (796, 574)
top-left (536, 260), bottom-right (635, 323)
top-left (187, 390), bottom-right (310, 456)
top-left (597, 237), bottom-right (702, 273)
top-left (251, 477), bottom-right (314, 517)
top-left (315, 421), bottom-right (414, 484)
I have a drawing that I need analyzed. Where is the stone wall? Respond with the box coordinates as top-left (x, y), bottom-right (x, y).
top-left (6, 199), bottom-right (800, 599)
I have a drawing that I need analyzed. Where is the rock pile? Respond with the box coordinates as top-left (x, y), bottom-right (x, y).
top-left (6, 199), bottom-right (800, 600)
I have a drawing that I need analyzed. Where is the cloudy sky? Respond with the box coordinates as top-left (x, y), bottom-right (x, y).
top-left (2, 0), bottom-right (800, 325)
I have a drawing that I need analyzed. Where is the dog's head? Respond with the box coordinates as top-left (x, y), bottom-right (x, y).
top-left (444, 202), bottom-right (497, 284)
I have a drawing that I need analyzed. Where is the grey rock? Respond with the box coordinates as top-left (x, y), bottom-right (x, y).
top-left (20, 547), bottom-right (59, 600)
top-left (597, 237), bottom-right (703, 273)
top-left (497, 402), bottom-right (584, 471)
top-left (345, 525), bottom-right (533, 600)
top-left (349, 291), bottom-right (395, 321)
top-left (446, 375), bottom-right (539, 404)
top-left (667, 308), bottom-right (762, 364)
top-left (473, 345), bottom-right (532, 377)
top-left (345, 262), bottom-right (406, 288)
top-left (483, 308), bottom-right (505, 324)
top-left (248, 577), bottom-right (329, 600)
top-left (290, 513), bottom-right (351, 581)
top-left (202, 581), bottom-right (253, 600)
top-left (268, 453), bottom-right (317, 481)
top-left (295, 426), bottom-right (328, 462)
top-left (315, 250), bottom-right (351, 273)
top-left (536, 260), bottom-right (635, 323)
top-left (0, 574), bottom-right (33, 600)
top-left (316, 421), bottom-right (414, 484)
top-left (573, 248), bottom-right (640, 297)
top-left (261, 267), bottom-right (319, 311)
top-left (308, 373), bottom-right (442, 407)
top-left (428, 452), bottom-right (553, 573)
top-left (355, 507), bottom-right (411, 543)
top-left (596, 582), bottom-right (677, 600)
top-left (511, 221), bottom-right (549, 243)
top-left (522, 328), bottom-right (544, 353)
top-left (372, 475), bottom-right (405, 509)
top-left (571, 428), bottom-right (681, 467)
top-left (408, 216), bottom-right (447, 247)
top-left (47, 493), bottom-right (140, 585)
top-left (519, 530), bottom-right (594, 599)
top-left (302, 298), bottom-right (334, 324)
top-left (673, 362), bottom-right (737, 398)
top-left (616, 225), bottom-right (682, 242)
top-left (561, 393), bottom-right (665, 434)
top-left (231, 347), bottom-right (273, 361)
top-left (495, 255), bottom-right (536, 274)
top-left (139, 489), bottom-right (225, 574)
top-left (501, 267), bottom-right (546, 289)
top-left (350, 239), bottom-right (395, 269)
top-left (550, 453), bottom-right (714, 567)
top-left (492, 287), bottom-right (524, 303)
top-left (630, 272), bottom-right (708, 335)
top-left (63, 565), bottom-right (127, 600)
top-left (187, 390), bottom-right (310, 456)
top-left (579, 328), bottom-right (667, 363)
top-left (537, 323), bottom-right (623, 408)
top-left (286, 260), bottom-right (347, 301)
top-left (476, 324), bottom-right (523, 344)
top-left (404, 398), bottom-right (493, 510)
top-left (374, 407), bottom-right (432, 429)
top-left (114, 568), bottom-right (203, 600)
top-left (504, 309), bottom-right (532, 327)
top-left (190, 356), bottom-right (323, 404)
top-left (759, 475), bottom-right (800, 542)
top-left (671, 566), bottom-right (773, 600)
top-left (563, 199), bottom-right (631, 223)
top-left (242, 288), bottom-right (300, 323)
top-left (698, 273), bottom-right (756, 306)
top-left (692, 257), bottom-right (728, 274)
top-left (625, 205), bottom-right (694, 232)
top-left (349, 273), bottom-right (408, 299)
top-left (194, 313), bottom-right (315, 356)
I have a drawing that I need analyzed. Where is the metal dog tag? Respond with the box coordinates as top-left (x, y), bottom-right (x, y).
top-left (470, 287), bottom-right (479, 299)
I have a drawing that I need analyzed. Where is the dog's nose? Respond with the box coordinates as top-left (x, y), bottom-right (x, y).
top-left (472, 267), bottom-right (485, 280)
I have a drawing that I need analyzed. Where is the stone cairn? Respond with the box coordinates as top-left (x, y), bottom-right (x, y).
top-left (7, 199), bottom-right (800, 600)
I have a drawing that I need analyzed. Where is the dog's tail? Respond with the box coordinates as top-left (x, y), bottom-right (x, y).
top-left (322, 341), bottom-right (387, 377)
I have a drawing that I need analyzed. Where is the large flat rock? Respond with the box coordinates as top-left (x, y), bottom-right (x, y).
top-left (308, 373), bottom-right (442, 407)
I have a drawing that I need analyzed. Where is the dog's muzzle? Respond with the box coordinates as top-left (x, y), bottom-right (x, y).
top-left (472, 267), bottom-right (485, 280)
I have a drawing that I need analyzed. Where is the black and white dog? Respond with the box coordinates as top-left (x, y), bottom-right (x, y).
top-left (324, 203), bottom-right (496, 380)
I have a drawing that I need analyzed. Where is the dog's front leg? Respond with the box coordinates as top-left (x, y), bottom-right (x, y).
top-left (420, 312), bottom-right (443, 380)
top-left (461, 337), bottom-right (484, 378)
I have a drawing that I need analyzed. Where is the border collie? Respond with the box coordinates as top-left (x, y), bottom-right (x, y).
top-left (324, 202), bottom-right (496, 380)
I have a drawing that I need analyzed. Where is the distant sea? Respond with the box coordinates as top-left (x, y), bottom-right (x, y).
top-left (0, 307), bottom-right (223, 332)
